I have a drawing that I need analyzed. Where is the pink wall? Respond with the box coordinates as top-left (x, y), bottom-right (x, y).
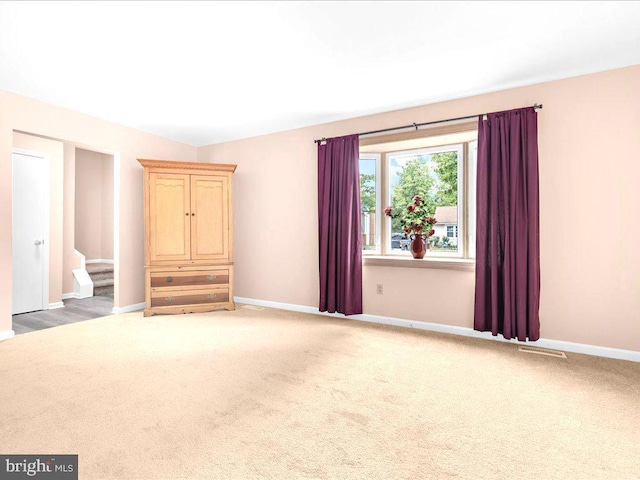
top-left (101, 153), bottom-right (114, 261)
top-left (197, 65), bottom-right (640, 352)
top-left (74, 148), bottom-right (114, 261)
top-left (62, 144), bottom-right (80, 294)
top-left (12, 132), bottom-right (64, 305)
top-left (0, 90), bottom-right (197, 335)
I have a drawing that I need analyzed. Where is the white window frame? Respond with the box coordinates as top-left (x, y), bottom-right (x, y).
top-left (384, 143), bottom-right (465, 258)
top-left (359, 153), bottom-right (382, 255)
top-left (467, 140), bottom-right (478, 259)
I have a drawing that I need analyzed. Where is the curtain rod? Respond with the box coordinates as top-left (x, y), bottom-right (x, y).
top-left (313, 103), bottom-right (543, 144)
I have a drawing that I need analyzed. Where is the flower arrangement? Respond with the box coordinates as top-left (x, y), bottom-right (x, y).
top-left (384, 195), bottom-right (437, 237)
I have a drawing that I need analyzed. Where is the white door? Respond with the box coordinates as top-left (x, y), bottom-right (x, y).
top-left (12, 151), bottom-right (49, 315)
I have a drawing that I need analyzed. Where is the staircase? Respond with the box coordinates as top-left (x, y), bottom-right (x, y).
top-left (86, 263), bottom-right (114, 297)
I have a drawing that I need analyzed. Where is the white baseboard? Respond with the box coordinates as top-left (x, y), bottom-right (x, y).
top-left (86, 259), bottom-right (114, 264)
top-left (62, 292), bottom-right (80, 300)
top-left (0, 329), bottom-right (15, 341)
top-left (234, 296), bottom-right (640, 363)
top-left (48, 302), bottom-right (65, 310)
top-left (112, 302), bottom-right (145, 314)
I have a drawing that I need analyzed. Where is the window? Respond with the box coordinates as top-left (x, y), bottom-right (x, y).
top-left (359, 132), bottom-right (476, 262)
top-left (359, 154), bottom-right (381, 253)
top-left (387, 144), bottom-right (464, 256)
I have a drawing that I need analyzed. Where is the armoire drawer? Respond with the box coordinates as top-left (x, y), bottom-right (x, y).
top-left (150, 269), bottom-right (229, 289)
top-left (150, 288), bottom-right (229, 308)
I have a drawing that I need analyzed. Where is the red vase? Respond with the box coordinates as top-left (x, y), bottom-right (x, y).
top-left (409, 234), bottom-right (427, 259)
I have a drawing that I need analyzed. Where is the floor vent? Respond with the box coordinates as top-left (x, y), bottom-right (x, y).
top-left (241, 305), bottom-right (265, 311)
top-left (519, 346), bottom-right (567, 358)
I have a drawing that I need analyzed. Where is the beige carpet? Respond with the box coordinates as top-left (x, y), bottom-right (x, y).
top-left (0, 306), bottom-right (638, 480)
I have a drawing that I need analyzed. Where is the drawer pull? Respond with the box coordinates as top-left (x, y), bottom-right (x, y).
top-left (166, 276), bottom-right (174, 283)
top-left (165, 296), bottom-right (175, 303)
top-left (207, 275), bottom-right (217, 281)
top-left (207, 293), bottom-right (217, 300)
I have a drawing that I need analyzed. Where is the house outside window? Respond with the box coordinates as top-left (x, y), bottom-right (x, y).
top-left (435, 208), bottom-right (458, 245)
top-left (444, 221), bottom-right (458, 239)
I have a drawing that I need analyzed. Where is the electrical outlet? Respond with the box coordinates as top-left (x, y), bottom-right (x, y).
top-left (376, 284), bottom-right (383, 295)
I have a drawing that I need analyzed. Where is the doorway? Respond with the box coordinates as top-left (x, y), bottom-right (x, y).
top-left (11, 149), bottom-right (50, 315)
top-left (74, 148), bottom-right (115, 303)
top-left (11, 134), bottom-right (120, 335)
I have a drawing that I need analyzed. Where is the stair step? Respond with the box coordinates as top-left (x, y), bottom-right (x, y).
top-left (94, 285), bottom-right (114, 297)
top-left (86, 263), bottom-right (114, 275)
top-left (93, 278), bottom-right (114, 288)
top-left (89, 272), bottom-right (114, 282)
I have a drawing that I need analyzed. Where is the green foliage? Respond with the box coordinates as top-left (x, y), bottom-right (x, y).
top-left (433, 151), bottom-right (458, 206)
top-left (359, 173), bottom-right (376, 214)
top-left (386, 197), bottom-right (436, 237)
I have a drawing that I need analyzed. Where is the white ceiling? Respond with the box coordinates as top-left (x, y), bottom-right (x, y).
top-left (1, 1), bottom-right (639, 147)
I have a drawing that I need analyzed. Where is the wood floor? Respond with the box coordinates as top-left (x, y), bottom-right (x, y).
top-left (12, 294), bottom-right (114, 335)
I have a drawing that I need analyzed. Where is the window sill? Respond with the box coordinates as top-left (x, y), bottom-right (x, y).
top-left (363, 255), bottom-right (475, 271)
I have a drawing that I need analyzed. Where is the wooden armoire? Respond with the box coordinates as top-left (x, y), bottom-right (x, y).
top-left (138, 159), bottom-right (237, 316)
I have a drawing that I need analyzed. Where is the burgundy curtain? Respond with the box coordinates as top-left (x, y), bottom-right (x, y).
top-left (474, 107), bottom-right (540, 341)
top-left (318, 134), bottom-right (363, 316)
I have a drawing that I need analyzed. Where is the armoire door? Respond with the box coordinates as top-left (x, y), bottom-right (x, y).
top-left (149, 173), bottom-right (191, 262)
top-left (190, 175), bottom-right (229, 260)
